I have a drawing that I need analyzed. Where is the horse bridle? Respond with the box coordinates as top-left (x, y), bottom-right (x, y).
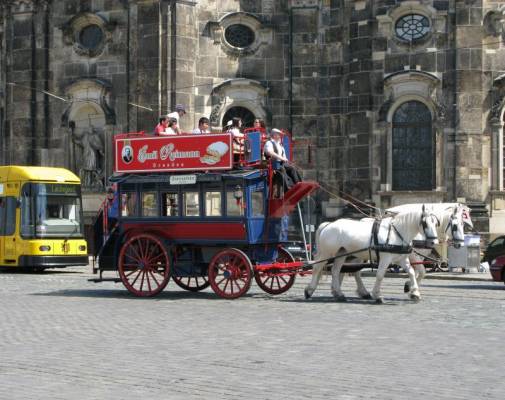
top-left (420, 211), bottom-right (439, 241)
top-left (444, 209), bottom-right (465, 244)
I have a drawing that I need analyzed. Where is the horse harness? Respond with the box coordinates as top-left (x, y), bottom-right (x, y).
top-left (370, 218), bottom-right (413, 263)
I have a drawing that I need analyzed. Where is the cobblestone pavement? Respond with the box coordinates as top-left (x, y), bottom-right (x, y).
top-left (0, 265), bottom-right (504, 400)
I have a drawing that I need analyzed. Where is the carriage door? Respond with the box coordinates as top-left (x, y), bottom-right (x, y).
top-left (247, 182), bottom-right (266, 243)
top-left (0, 196), bottom-right (18, 265)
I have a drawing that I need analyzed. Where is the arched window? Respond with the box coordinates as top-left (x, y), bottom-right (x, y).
top-left (392, 101), bottom-right (433, 190)
top-left (222, 106), bottom-right (256, 129)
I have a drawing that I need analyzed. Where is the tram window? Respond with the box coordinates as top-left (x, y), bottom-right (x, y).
top-left (142, 192), bottom-right (158, 217)
top-left (251, 190), bottom-right (264, 217)
top-left (162, 193), bottom-right (179, 217)
top-left (205, 191), bottom-right (222, 217)
top-left (226, 191), bottom-right (244, 217)
top-left (184, 192), bottom-right (200, 216)
top-left (122, 192), bottom-right (137, 217)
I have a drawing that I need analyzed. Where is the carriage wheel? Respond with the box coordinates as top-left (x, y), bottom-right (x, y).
top-left (172, 276), bottom-right (210, 292)
top-left (254, 248), bottom-right (296, 295)
top-left (208, 248), bottom-right (252, 299)
top-left (118, 234), bottom-right (171, 297)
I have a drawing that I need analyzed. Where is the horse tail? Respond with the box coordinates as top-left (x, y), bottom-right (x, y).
top-left (314, 221), bottom-right (331, 258)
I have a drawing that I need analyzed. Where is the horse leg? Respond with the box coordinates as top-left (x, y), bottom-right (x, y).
top-left (371, 258), bottom-right (389, 304)
top-left (331, 258), bottom-right (346, 302)
top-left (304, 258), bottom-right (326, 299)
top-left (354, 269), bottom-right (372, 299)
top-left (400, 258), bottom-right (421, 301)
top-left (404, 254), bottom-right (422, 293)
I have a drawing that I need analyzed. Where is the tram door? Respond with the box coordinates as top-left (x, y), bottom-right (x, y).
top-left (0, 196), bottom-right (18, 264)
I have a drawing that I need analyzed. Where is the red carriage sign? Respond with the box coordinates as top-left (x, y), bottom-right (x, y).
top-left (114, 133), bottom-right (233, 173)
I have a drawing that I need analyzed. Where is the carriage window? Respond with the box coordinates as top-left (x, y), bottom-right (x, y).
top-left (251, 190), bottom-right (264, 217)
top-left (142, 192), bottom-right (158, 217)
top-left (205, 191), bottom-right (222, 216)
top-left (184, 192), bottom-right (200, 216)
top-left (162, 193), bottom-right (179, 217)
top-left (226, 190), bottom-right (244, 216)
top-left (122, 192), bottom-right (137, 217)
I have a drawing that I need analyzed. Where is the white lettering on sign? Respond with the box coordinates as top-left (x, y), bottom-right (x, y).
top-left (160, 143), bottom-right (200, 162)
top-left (170, 175), bottom-right (197, 185)
top-left (138, 145), bottom-right (158, 163)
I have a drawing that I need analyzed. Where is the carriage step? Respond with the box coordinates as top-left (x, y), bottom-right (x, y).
top-left (88, 278), bottom-right (122, 283)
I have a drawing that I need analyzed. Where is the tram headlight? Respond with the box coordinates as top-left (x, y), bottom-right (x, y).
top-left (39, 245), bottom-right (51, 252)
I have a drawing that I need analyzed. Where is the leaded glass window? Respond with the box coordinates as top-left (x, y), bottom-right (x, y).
top-left (224, 24), bottom-right (255, 48)
top-left (395, 14), bottom-right (430, 42)
top-left (392, 101), bottom-right (434, 190)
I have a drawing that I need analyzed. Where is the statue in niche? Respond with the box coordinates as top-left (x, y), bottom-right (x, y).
top-left (72, 126), bottom-right (105, 191)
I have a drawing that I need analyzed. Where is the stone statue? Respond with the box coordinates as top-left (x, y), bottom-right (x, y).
top-left (72, 127), bottom-right (105, 190)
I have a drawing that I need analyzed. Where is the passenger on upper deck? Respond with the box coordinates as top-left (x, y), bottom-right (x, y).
top-left (264, 128), bottom-right (302, 190)
top-left (227, 117), bottom-right (245, 162)
top-left (192, 117), bottom-right (211, 134)
top-left (154, 116), bottom-right (169, 135)
top-left (253, 118), bottom-right (266, 130)
top-left (166, 104), bottom-right (186, 132)
top-left (160, 118), bottom-right (178, 135)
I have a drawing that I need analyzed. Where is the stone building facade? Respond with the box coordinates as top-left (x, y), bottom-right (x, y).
top-left (0, 0), bottom-right (504, 235)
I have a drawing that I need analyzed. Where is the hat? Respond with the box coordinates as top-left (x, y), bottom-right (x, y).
top-left (175, 104), bottom-right (186, 113)
top-left (271, 128), bottom-right (282, 136)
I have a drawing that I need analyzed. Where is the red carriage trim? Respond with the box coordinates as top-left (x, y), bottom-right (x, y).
top-left (121, 222), bottom-right (247, 240)
top-left (114, 133), bottom-right (233, 173)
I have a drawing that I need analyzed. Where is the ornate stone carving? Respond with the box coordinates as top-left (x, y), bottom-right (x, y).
top-left (484, 8), bottom-right (505, 37)
top-left (490, 94), bottom-right (505, 120)
top-left (209, 95), bottom-right (226, 126)
top-left (10, 0), bottom-right (35, 14)
top-left (60, 12), bottom-right (115, 57)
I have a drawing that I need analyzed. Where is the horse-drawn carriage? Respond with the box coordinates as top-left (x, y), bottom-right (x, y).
top-left (91, 129), bottom-right (318, 298)
top-left (91, 128), bottom-right (471, 302)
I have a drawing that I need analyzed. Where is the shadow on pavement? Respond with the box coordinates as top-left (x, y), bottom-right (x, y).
top-left (423, 283), bottom-right (505, 291)
top-left (30, 288), bottom-right (252, 301)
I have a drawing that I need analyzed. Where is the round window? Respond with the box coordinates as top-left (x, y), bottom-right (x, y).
top-left (224, 24), bottom-right (255, 49)
top-left (395, 14), bottom-right (430, 42)
top-left (79, 24), bottom-right (104, 50)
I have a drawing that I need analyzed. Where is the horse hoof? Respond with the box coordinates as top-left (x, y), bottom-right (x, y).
top-left (334, 294), bottom-right (347, 302)
top-left (360, 293), bottom-right (372, 300)
top-left (375, 297), bottom-right (384, 304)
top-left (304, 288), bottom-right (312, 299)
top-left (404, 282), bottom-right (410, 293)
top-left (410, 293), bottom-right (421, 302)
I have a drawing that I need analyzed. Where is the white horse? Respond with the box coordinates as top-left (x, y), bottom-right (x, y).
top-left (304, 205), bottom-right (439, 303)
top-left (387, 203), bottom-right (471, 291)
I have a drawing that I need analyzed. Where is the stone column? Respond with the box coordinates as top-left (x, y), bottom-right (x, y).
top-left (167, 1), bottom-right (197, 132)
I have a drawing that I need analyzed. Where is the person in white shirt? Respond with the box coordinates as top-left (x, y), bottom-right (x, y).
top-left (191, 117), bottom-right (211, 134)
top-left (166, 104), bottom-right (186, 133)
top-left (264, 128), bottom-right (301, 189)
top-left (226, 117), bottom-right (244, 162)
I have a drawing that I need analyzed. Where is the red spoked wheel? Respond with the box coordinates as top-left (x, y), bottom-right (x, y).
top-left (118, 234), bottom-right (171, 297)
top-left (208, 248), bottom-right (252, 299)
top-left (254, 248), bottom-right (296, 295)
top-left (172, 276), bottom-right (210, 292)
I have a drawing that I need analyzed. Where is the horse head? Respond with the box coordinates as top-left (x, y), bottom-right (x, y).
top-left (445, 205), bottom-right (465, 248)
top-left (420, 204), bottom-right (439, 247)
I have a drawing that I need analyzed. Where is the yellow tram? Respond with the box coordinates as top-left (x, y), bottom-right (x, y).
top-left (0, 166), bottom-right (88, 271)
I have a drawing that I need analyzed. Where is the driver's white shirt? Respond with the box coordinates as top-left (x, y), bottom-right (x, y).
top-left (264, 139), bottom-right (286, 159)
